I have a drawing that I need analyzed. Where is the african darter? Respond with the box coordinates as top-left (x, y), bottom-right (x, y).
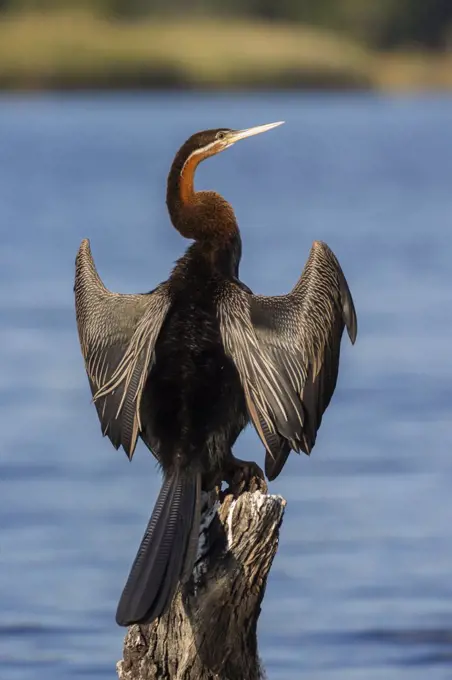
top-left (74, 122), bottom-right (357, 627)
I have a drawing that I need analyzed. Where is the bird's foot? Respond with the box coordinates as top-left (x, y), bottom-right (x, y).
top-left (223, 455), bottom-right (268, 497)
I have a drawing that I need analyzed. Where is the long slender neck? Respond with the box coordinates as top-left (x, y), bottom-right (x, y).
top-left (166, 147), bottom-right (239, 245)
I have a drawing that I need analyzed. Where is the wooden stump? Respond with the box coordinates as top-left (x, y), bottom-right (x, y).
top-left (117, 480), bottom-right (286, 680)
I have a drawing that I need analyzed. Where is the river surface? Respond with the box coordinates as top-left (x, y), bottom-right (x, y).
top-left (0, 93), bottom-right (451, 679)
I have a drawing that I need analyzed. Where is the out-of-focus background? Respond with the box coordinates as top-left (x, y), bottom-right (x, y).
top-left (1, 0), bottom-right (452, 90)
top-left (1, 2), bottom-right (452, 680)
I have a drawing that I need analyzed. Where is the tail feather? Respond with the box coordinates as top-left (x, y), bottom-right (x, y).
top-left (116, 469), bottom-right (201, 626)
top-left (181, 473), bottom-right (202, 583)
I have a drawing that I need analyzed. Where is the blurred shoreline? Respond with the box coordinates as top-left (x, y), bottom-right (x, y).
top-left (1, 13), bottom-right (452, 92)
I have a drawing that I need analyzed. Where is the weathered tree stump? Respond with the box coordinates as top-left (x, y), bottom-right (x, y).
top-left (117, 480), bottom-right (286, 680)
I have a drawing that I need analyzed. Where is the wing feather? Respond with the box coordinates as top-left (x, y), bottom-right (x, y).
top-left (74, 239), bottom-right (171, 458)
top-left (218, 241), bottom-right (357, 480)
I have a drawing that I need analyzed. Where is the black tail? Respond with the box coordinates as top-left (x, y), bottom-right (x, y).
top-left (115, 469), bottom-right (201, 626)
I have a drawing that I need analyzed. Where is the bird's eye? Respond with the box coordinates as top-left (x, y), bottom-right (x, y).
top-left (216, 131), bottom-right (226, 140)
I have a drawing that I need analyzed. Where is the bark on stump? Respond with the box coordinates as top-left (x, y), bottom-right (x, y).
top-left (117, 480), bottom-right (286, 680)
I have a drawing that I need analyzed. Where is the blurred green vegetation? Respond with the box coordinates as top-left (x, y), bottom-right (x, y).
top-left (1, 0), bottom-right (452, 49)
top-left (0, 15), bottom-right (376, 90)
top-left (1, 0), bottom-right (452, 90)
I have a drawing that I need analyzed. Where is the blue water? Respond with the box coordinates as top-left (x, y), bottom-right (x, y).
top-left (1, 93), bottom-right (452, 679)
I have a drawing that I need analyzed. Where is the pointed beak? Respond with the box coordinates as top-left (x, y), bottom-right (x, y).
top-left (226, 121), bottom-right (284, 146)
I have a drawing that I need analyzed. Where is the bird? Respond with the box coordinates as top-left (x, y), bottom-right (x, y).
top-left (74, 121), bottom-right (357, 628)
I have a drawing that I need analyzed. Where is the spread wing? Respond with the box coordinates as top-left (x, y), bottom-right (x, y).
top-left (217, 240), bottom-right (357, 480)
top-left (74, 239), bottom-right (171, 459)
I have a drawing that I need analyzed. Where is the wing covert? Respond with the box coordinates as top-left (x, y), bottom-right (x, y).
top-left (217, 240), bottom-right (357, 480)
top-left (74, 239), bottom-right (171, 458)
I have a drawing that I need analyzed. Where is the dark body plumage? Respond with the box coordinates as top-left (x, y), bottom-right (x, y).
top-left (74, 122), bottom-right (357, 628)
top-left (142, 244), bottom-right (249, 476)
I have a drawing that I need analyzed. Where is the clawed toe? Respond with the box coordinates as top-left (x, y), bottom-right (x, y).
top-left (224, 456), bottom-right (268, 496)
